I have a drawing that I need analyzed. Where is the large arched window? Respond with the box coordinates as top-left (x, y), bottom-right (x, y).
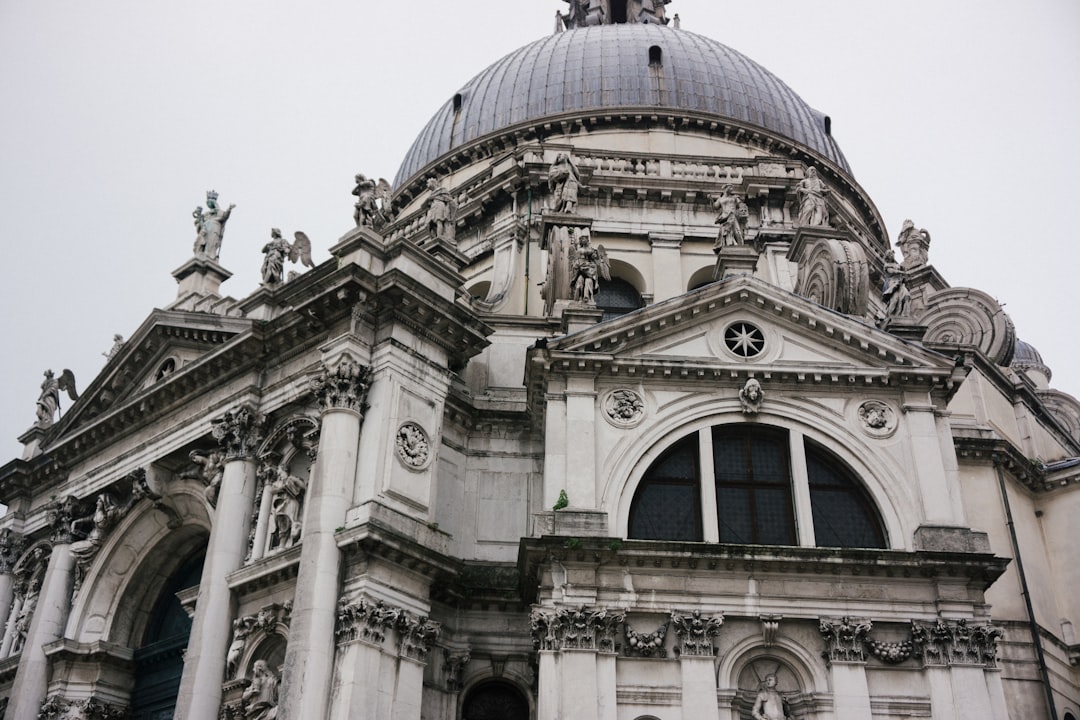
top-left (628, 424), bottom-right (887, 549)
top-left (597, 278), bottom-right (644, 321)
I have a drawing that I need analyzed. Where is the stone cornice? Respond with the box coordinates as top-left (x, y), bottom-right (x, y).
top-left (517, 536), bottom-right (1010, 605)
top-left (952, 432), bottom-right (1080, 494)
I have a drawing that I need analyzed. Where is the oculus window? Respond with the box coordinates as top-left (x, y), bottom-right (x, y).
top-left (629, 424), bottom-right (886, 549)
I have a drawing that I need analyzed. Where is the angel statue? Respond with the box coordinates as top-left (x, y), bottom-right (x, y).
top-left (569, 229), bottom-right (610, 305)
top-left (261, 228), bottom-right (314, 285)
top-left (352, 173), bottom-right (393, 228)
top-left (35, 369), bottom-right (78, 429)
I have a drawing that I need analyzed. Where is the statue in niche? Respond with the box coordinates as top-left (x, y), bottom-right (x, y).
top-left (242, 659), bottom-right (280, 720)
top-left (34, 369), bottom-right (78, 429)
top-left (260, 228), bottom-right (313, 286)
top-left (752, 674), bottom-right (792, 720)
top-left (352, 173), bottom-right (392, 228)
top-left (569, 229), bottom-right (610, 304)
top-left (190, 449), bottom-right (226, 506)
top-left (425, 178), bottom-right (460, 245)
top-left (895, 219), bottom-right (931, 270)
top-left (192, 190), bottom-right (235, 260)
top-left (796, 167), bottom-right (830, 227)
top-left (739, 378), bottom-right (764, 414)
top-left (713, 184), bottom-right (749, 250)
top-left (877, 251), bottom-right (912, 328)
top-left (265, 464), bottom-right (306, 551)
top-left (547, 153), bottom-right (582, 214)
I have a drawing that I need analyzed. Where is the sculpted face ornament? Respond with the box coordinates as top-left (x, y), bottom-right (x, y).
top-left (740, 378), bottom-right (764, 415)
top-left (857, 400), bottom-right (896, 437)
top-left (603, 389), bottom-right (645, 428)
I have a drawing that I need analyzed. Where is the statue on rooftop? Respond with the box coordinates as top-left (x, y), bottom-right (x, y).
top-left (261, 229), bottom-right (314, 286)
top-left (352, 173), bottom-right (393, 228)
top-left (102, 334), bottom-right (125, 360)
top-left (426, 178), bottom-right (460, 245)
top-left (796, 167), bottom-right (830, 227)
top-left (35, 369), bottom-right (78, 429)
top-left (193, 190), bottom-right (236, 260)
top-left (713, 184), bottom-right (749, 250)
top-left (877, 251), bottom-right (912, 328)
top-left (895, 219), bottom-right (931, 270)
top-left (569, 229), bottom-right (610, 304)
top-left (548, 153), bottom-right (582, 214)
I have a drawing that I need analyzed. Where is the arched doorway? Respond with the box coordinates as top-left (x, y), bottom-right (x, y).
top-left (129, 551), bottom-right (204, 720)
top-left (461, 680), bottom-right (530, 720)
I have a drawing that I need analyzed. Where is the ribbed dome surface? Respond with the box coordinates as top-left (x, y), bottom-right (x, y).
top-left (1012, 339), bottom-right (1051, 379)
top-left (394, 24), bottom-right (848, 188)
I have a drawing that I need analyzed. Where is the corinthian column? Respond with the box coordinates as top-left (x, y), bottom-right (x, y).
top-left (175, 405), bottom-right (265, 720)
top-left (279, 353), bottom-right (370, 719)
top-left (7, 499), bottom-right (79, 720)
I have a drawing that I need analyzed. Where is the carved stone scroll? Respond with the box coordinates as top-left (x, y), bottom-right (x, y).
top-left (795, 237), bottom-right (870, 316)
top-left (918, 287), bottom-right (1017, 366)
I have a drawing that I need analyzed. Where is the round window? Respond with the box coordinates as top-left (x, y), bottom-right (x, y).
top-left (724, 322), bottom-right (765, 358)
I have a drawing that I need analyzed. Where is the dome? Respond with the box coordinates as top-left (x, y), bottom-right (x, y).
top-left (394, 24), bottom-right (848, 188)
top-left (1012, 339), bottom-right (1052, 381)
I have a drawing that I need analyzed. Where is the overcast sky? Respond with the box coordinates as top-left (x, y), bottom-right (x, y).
top-left (1, 0), bottom-right (1077, 460)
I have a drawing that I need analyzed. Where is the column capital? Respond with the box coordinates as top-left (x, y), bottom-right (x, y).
top-left (529, 605), bottom-right (625, 653)
top-left (670, 609), bottom-right (723, 657)
top-left (818, 616), bottom-right (872, 665)
top-left (46, 496), bottom-right (81, 546)
top-left (911, 618), bottom-right (1002, 668)
top-left (212, 404), bottom-right (267, 460)
top-left (310, 355), bottom-right (372, 415)
top-left (398, 615), bottom-right (441, 662)
top-left (0, 529), bottom-right (26, 575)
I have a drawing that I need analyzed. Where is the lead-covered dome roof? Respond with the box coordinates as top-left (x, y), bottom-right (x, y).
top-left (395, 24), bottom-right (848, 188)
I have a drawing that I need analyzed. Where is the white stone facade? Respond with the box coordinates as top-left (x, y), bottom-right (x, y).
top-left (2, 8), bottom-right (1079, 720)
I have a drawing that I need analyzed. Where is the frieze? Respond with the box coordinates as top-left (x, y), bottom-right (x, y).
top-left (670, 610), bottom-right (723, 657)
top-left (818, 616), bottom-right (871, 664)
top-left (310, 355), bottom-right (372, 414)
top-left (211, 405), bottom-right (267, 460)
top-left (911, 618), bottom-right (1001, 668)
top-left (529, 605), bottom-right (625, 653)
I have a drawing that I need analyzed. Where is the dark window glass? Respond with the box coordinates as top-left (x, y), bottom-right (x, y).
top-left (713, 426), bottom-right (796, 545)
top-left (806, 440), bottom-right (887, 548)
top-left (596, 278), bottom-right (643, 321)
top-left (629, 435), bottom-right (702, 541)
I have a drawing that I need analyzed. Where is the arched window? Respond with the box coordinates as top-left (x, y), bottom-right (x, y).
top-left (462, 681), bottom-right (529, 720)
top-left (597, 277), bottom-right (644, 321)
top-left (628, 424), bottom-right (887, 549)
top-left (628, 435), bottom-right (701, 541)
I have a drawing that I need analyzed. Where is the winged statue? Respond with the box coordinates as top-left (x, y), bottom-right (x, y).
top-left (568, 229), bottom-right (610, 305)
top-left (35, 368), bottom-right (78, 428)
top-left (261, 229), bottom-right (314, 285)
top-left (353, 173), bottom-right (393, 228)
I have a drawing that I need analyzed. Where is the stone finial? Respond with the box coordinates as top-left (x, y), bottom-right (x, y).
top-left (670, 610), bottom-right (723, 657)
top-left (309, 355), bottom-right (372, 414)
top-left (818, 616), bottom-right (872, 664)
top-left (211, 405), bottom-right (267, 460)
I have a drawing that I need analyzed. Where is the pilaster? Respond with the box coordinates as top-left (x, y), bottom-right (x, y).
top-left (671, 610), bottom-right (723, 719)
top-left (818, 616), bottom-right (873, 720)
top-left (174, 404), bottom-right (264, 720)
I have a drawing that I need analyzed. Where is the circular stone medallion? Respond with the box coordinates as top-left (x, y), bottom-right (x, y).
top-left (602, 389), bottom-right (646, 428)
top-left (395, 422), bottom-right (432, 470)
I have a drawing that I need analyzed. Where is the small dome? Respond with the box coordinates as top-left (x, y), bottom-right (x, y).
top-left (394, 24), bottom-right (848, 188)
top-left (1012, 339), bottom-right (1051, 381)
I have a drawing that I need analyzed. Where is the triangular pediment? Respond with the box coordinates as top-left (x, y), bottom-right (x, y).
top-left (46, 309), bottom-right (254, 443)
top-left (538, 275), bottom-right (957, 381)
